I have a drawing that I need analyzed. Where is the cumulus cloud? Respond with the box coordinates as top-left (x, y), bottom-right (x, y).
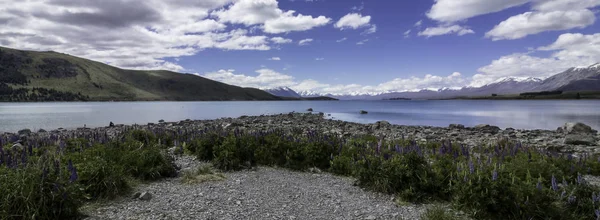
top-left (213, 0), bottom-right (331, 34)
top-left (335, 13), bottom-right (371, 29)
top-left (414, 20), bottom-right (423, 27)
top-left (268, 57), bottom-right (281, 61)
top-left (298, 38), bottom-right (313, 46)
top-left (418, 25), bottom-right (474, 37)
top-left (203, 69), bottom-right (296, 89)
top-left (334, 13), bottom-right (377, 35)
top-left (426, 0), bottom-right (529, 22)
top-left (356, 39), bottom-right (369, 45)
top-left (0, 0), bottom-right (328, 71)
top-left (471, 33), bottom-right (600, 86)
top-left (425, 0), bottom-right (600, 40)
top-left (203, 68), bottom-right (468, 94)
top-left (270, 37), bottom-right (292, 44)
top-left (486, 9), bottom-right (596, 40)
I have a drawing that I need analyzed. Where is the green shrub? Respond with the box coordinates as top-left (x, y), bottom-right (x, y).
top-left (421, 205), bottom-right (461, 220)
top-left (120, 142), bottom-right (177, 180)
top-left (0, 156), bottom-right (83, 220)
top-left (213, 135), bottom-right (255, 171)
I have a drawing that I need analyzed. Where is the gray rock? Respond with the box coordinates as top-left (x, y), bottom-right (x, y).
top-left (558, 122), bottom-right (597, 135)
top-left (474, 124), bottom-right (501, 134)
top-left (159, 119), bottom-right (165, 123)
top-left (449, 124), bottom-right (465, 129)
top-left (17, 129), bottom-right (31, 136)
top-left (307, 108), bottom-right (313, 112)
top-left (37, 129), bottom-right (47, 133)
top-left (565, 134), bottom-right (597, 146)
top-left (365, 216), bottom-right (376, 220)
top-left (139, 192), bottom-right (152, 201)
top-left (132, 192), bottom-right (141, 199)
top-left (360, 110), bottom-right (368, 114)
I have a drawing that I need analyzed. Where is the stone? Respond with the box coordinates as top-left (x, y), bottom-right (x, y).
top-left (139, 192), bottom-right (152, 201)
top-left (449, 124), bottom-right (465, 129)
top-left (307, 108), bottom-right (313, 112)
top-left (37, 129), bottom-right (47, 133)
top-left (360, 110), bottom-right (368, 114)
top-left (132, 192), bottom-right (141, 199)
top-left (109, 121), bottom-right (115, 127)
top-left (558, 122), bottom-right (597, 135)
top-left (565, 134), bottom-right (597, 146)
top-left (365, 215), bottom-right (376, 220)
top-left (159, 119), bottom-right (165, 123)
top-left (11, 143), bottom-right (24, 151)
top-left (17, 129), bottom-right (31, 136)
top-left (474, 124), bottom-right (501, 134)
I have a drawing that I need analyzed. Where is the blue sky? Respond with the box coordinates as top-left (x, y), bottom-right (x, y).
top-left (1, 0), bottom-right (600, 95)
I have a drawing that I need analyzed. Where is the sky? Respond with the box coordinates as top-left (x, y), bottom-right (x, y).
top-left (1, 0), bottom-right (600, 95)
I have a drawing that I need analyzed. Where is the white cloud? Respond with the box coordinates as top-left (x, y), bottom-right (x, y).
top-left (356, 39), bottom-right (369, 45)
top-left (0, 0), bottom-right (291, 71)
top-left (315, 57), bottom-right (324, 61)
top-left (362, 25), bottom-right (377, 35)
top-left (298, 38), bottom-right (313, 46)
top-left (335, 13), bottom-right (371, 29)
top-left (203, 69), bottom-right (296, 89)
top-left (425, 0), bottom-right (600, 40)
top-left (270, 37), bottom-right (292, 44)
top-left (532, 0), bottom-right (600, 11)
top-left (414, 20), bottom-right (423, 27)
top-left (426, 0), bottom-right (530, 22)
top-left (404, 30), bottom-right (412, 38)
top-left (268, 57), bottom-right (281, 61)
top-left (418, 25), bottom-right (474, 37)
top-left (351, 2), bottom-right (365, 11)
top-left (486, 9), bottom-right (596, 40)
top-left (204, 68), bottom-right (468, 95)
top-left (472, 33), bottom-right (600, 87)
top-left (336, 37), bottom-right (347, 42)
top-left (213, 0), bottom-right (331, 34)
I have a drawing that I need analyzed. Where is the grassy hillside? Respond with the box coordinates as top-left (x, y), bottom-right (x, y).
top-left (0, 46), bottom-right (281, 101)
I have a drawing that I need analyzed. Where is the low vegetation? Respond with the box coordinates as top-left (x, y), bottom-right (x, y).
top-left (181, 164), bottom-right (226, 184)
top-left (2, 125), bottom-right (600, 219)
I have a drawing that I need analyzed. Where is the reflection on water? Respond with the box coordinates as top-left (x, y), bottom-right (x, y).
top-left (0, 100), bottom-right (599, 132)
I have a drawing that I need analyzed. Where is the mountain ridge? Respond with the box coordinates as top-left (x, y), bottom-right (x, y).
top-left (0, 46), bottom-right (281, 101)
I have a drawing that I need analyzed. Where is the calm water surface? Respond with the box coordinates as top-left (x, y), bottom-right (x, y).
top-left (0, 100), bottom-right (599, 132)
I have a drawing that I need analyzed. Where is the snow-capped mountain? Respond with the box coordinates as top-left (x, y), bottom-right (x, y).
top-left (292, 63), bottom-right (600, 100)
top-left (533, 63), bottom-right (600, 92)
top-left (263, 87), bottom-right (301, 98)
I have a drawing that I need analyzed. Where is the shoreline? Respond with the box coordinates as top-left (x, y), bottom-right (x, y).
top-left (9, 112), bottom-right (599, 154)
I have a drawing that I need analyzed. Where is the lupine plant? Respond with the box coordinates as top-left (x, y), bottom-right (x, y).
top-left (3, 121), bottom-right (600, 220)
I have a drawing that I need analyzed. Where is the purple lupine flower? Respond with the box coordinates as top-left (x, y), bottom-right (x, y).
top-left (594, 193), bottom-right (600, 203)
top-left (595, 210), bottom-right (600, 219)
top-left (577, 173), bottom-right (583, 185)
top-left (536, 180), bottom-right (542, 191)
top-left (68, 160), bottom-right (78, 183)
top-left (469, 160), bottom-right (475, 174)
top-left (551, 175), bottom-right (558, 191)
top-left (492, 169), bottom-right (498, 181)
top-left (560, 190), bottom-right (566, 199)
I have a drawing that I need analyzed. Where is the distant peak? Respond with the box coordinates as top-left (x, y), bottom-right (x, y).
top-left (590, 63), bottom-right (600, 69)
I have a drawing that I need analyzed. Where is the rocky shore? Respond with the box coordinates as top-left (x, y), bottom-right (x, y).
top-left (10, 112), bottom-right (600, 154)
top-left (7, 112), bottom-right (598, 220)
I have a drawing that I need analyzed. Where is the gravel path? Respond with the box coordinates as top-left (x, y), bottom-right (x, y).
top-left (82, 157), bottom-right (424, 220)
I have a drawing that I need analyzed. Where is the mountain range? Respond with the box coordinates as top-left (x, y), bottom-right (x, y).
top-left (285, 63), bottom-right (600, 100)
top-left (0, 46), bottom-right (281, 101)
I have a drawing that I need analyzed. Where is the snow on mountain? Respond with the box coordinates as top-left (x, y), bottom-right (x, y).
top-left (263, 87), bottom-right (301, 98)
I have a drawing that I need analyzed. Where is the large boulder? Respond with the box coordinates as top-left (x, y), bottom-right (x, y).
top-left (564, 134), bottom-right (598, 146)
top-left (17, 129), bottom-right (31, 136)
top-left (473, 124), bottom-right (501, 134)
top-left (558, 122), bottom-right (597, 135)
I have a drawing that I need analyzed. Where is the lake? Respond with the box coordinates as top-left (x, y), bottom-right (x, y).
top-left (0, 100), bottom-right (599, 132)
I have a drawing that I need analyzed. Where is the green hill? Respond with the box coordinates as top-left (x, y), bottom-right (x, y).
top-left (0, 46), bottom-right (282, 101)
